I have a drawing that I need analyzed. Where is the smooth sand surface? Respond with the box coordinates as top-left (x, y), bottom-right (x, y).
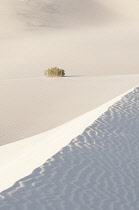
top-left (0, 1), bottom-right (139, 206)
top-left (0, 75), bottom-right (139, 146)
top-left (0, 0), bottom-right (139, 78)
top-left (1, 25), bottom-right (139, 79)
top-left (0, 0), bottom-right (139, 146)
top-left (0, 86), bottom-right (139, 209)
top-left (0, 85), bottom-right (137, 193)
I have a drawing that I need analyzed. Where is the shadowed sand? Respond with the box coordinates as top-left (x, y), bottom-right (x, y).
top-left (0, 87), bottom-right (139, 209)
top-left (0, 1), bottom-right (139, 208)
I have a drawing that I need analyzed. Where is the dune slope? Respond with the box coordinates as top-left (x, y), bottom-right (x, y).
top-left (0, 0), bottom-right (139, 78)
top-left (0, 86), bottom-right (138, 209)
top-left (0, 75), bottom-right (139, 146)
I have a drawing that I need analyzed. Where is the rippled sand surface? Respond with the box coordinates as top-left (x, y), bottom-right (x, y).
top-left (0, 87), bottom-right (138, 210)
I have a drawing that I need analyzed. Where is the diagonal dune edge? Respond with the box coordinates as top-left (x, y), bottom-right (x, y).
top-left (0, 85), bottom-right (138, 193)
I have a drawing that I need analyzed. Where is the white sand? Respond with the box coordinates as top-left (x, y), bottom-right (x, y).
top-left (0, 85), bottom-right (137, 193)
top-left (1, 25), bottom-right (139, 79)
top-left (0, 0), bottom-right (139, 78)
top-left (0, 0), bottom-right (139, 198)
top-left (0, 75), bottom-right (139, 146)
top-left (1, 86), bottom-right (138, 209)
top-left (0, 0), bottom-right (139, 147)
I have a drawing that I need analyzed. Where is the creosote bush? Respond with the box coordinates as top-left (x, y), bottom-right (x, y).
top-left (44, 67), bottom-right (65, 77)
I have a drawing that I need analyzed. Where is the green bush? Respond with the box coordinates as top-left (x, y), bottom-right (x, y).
top-left (44, 67), bottom-right (65, 77)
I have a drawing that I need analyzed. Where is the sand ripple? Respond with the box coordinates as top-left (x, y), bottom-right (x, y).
top-left (0, 87), bottom-right (139, 210)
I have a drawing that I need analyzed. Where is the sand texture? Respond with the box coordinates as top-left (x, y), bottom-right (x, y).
top-left (0, 75), bottom-right (139, 146)
top-left (0, 0), bottom-right (139, 208)
top-left (1, 0), bottom-right (139, 78)
top-left (0, 87), bottom-right (139, 209)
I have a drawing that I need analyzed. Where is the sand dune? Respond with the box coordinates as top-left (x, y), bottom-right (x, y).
top-left (14, 0), bottom-right (119, 29)
top-left (0, 75), bottom-right (139, 146)
top-left (0, 0), bottom-right (139, 77)
top-left (1, 25), bottom-right (139, 78)
top-left (2, 0), bottom-right (139, 32)
top-left (0, 86), bottom-right (138, 193)
top-left (0, 1), bottom-right (139, 208)
top-left (0, 86), bottom-right (138, 209)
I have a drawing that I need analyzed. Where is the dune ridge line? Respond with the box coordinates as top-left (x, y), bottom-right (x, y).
top-left (0, 85), bottom-right (138, 193)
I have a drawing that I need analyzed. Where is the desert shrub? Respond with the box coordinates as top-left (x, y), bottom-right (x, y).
top-left (44, 67), bottom-right (65, 77)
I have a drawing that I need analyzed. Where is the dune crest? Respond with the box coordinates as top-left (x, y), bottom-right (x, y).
top-left (0, 86), bottom-right (138, 194)
top-left (0, 86), bottom-right (139, 209)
